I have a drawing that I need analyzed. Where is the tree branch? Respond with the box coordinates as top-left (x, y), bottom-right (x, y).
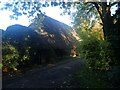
top-left (91, 2), bottom-right (103, 23)
top-left (110, 2), bottom-right (117, 7)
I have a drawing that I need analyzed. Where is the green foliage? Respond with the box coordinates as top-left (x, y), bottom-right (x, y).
top-left (2, 43), bottom-right (19, 69)
top-left (77, 30), bottom-right (114, 71)
top-left (21, 47), bottom-right (30, 62)
top-left (71, 2), bottom-right (100, 30)
top-left (2, 42), bottom-right (31, 70)
top-left (0, 64), bottom-right (2, 69)
top-left (31, 13), bottom-right (45, 29)
top-left (75, 66), bottom-right (108, 88)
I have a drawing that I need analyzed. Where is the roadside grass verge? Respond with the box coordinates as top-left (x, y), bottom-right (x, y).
top-left (74, 66), bottom-right (109, 88)
top-left (74, 64), bottom-right (120, 88)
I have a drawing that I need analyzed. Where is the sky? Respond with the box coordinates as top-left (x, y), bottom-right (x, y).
top-left (0, 6), bottom-right (73, 30)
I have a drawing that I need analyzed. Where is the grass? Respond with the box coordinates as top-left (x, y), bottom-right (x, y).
top-left (74, 63), bottom-right (120, 88)
top-left (74, 66), bottom-right (109, 88)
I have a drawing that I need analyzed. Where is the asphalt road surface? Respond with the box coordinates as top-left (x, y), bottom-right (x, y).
top-left (3, 58), bottom-right (84, 88)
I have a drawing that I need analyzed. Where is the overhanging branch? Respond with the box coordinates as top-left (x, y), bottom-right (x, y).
top-left (91, 2), bottom-right (103, 22)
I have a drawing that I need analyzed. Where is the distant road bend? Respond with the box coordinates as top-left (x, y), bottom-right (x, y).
top-left (3, 58), bottom-right (84, 88)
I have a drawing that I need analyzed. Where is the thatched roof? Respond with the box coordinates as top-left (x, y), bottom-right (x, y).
top-left (4, 15), bottom-right (77, 50)
top-left (29, 15), bottom-right (77, 49)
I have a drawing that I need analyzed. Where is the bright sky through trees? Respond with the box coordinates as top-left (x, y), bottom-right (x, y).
top-left (0, 6), bottom-right (73, 30)
top-left (0, 0), bottom-right (117, 30)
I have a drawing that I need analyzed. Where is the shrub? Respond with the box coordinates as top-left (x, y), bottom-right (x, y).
top-left (2, 43), bottom-right (19, 71)
top-left (77, 30), bottom-right (114, 71)
top-left (96, 40), bottom-right (114, 70)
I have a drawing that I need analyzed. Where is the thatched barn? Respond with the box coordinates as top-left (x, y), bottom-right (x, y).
top-left (3, 15), bottom-right (78, 65)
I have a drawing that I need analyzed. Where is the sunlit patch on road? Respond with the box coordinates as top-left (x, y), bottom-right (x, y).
top-left (47, 64), bottom-right (55, 67)
top-left (63, 66), bottom-right (71, 69)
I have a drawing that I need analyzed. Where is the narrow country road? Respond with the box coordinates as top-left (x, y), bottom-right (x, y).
top-left (3, 58), bottom-right (84, 88)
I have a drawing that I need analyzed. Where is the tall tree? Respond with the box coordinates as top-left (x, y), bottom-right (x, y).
top-left (71, 1), bottom-right (120, 63)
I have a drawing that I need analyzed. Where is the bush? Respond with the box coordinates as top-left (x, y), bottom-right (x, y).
top-left (96, 40), bottom-right (114, 70)
top-left (77, 30), bottom-right (114, 71)
top-left (2, 43), bottom-right (19, 71)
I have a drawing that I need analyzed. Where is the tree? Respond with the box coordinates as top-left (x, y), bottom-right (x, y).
top-left (88, 2), bottom-right (120, 63)
top-left (71, 1), bottom-right (120, 63)
top-left (71, 2), bottom-right (99, 30)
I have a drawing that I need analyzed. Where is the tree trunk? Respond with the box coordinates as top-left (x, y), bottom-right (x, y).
top-left (90, 2), bottom-right (120, 63)
top-left (101, 2), bottom-right (113, 40)
top-left (98, 2), bottom-right (120, 64)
